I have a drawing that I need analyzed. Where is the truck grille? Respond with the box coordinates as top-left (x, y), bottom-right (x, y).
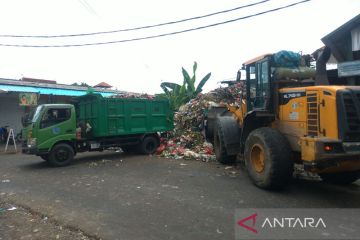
top-left (338, 90), bottom-right (360, 141)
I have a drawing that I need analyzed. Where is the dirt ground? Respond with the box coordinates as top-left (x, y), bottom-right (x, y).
top-left (0, 200), bottom-right (96, 240)
top-left (1, 149), bottom-right (360, 239)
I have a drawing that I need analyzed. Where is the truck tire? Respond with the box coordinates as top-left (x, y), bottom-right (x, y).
top-left (140, 136), bottom-right (159, 154)
top-left (48, 143), bottom-right (74, 167)
top-left (244, 127), bottom-right (293, 189)
top-left (319, 171), bottom-right (360, 185)
top-left (214, 124), bottom-right (236, 165)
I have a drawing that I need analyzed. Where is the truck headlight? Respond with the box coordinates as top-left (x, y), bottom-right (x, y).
top-left (28, 138), bottom-right (37, 147)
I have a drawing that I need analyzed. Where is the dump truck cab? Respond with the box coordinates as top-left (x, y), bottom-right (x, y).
top-left (209, 50), bottom-right (360, 189)
top-left (23, 104), bottom-right (76, 156)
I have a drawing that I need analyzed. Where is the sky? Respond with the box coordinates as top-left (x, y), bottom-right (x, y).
top-left (0, 0), bottom-right (359, 94)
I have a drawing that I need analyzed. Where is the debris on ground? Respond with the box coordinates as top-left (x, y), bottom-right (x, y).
top-left (0, 201), bottom-right (95, 240)
top-left (157, 82), bottom-right (245, 161)
top-left (293, 164), bottom-right (321, 181)
top-left (87, 159), bottom-right (117, 168)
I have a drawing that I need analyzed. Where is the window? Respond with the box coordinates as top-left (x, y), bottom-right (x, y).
top-left (40, 108), bottom-right (71, 128)
top-left (249, 66), bottom-right (257, 99)
top-left (261, 61), bottom-right (269, 98)
top-left (253, 61), bottom-right (270, 109)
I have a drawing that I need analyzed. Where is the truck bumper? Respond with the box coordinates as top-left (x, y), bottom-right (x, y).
top-left (301, 137), bottom-right (360, 172)
top-left (22, 145), bottom-right (38, 155)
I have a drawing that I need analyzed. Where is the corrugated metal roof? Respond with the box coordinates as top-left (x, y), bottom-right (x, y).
top-left (0, 85), bottom-right (38, 93)
top-left (0, 84), bottom-right (114, 97)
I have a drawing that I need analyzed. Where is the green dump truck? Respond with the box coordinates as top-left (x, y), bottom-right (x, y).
top-left (22, 94), bottom-right (173, 166)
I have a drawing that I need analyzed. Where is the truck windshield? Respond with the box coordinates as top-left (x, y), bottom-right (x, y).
top-left (32, 106), bottom-right (44, 123)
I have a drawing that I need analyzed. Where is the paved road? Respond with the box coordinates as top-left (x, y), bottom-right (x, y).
top-left (1, 151), bottom-right (360, 239)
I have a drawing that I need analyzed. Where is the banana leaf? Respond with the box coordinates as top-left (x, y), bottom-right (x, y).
top-left (195, 72), bottom-right (211, 94)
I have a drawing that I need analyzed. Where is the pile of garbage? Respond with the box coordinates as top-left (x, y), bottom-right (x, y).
top-left (157, 82), bottom-right (245, 161)
top-left (110, 93), bottom-right (154, 99)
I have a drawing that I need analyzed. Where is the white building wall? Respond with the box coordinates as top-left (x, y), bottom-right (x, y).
top-left (0, 93), bottom-right (26, 135)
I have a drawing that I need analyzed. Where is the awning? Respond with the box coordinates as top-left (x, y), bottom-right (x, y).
top-left (0, 84), bottom-right (114, 97)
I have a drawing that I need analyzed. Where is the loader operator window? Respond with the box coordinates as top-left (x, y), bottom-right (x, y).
top-left (40, 108), bottom-right (71, 128)
top-left (261, 61), bottom-right (269, 104)
top-left (249, 66), bottom-right (257, 99)
top-left (253, 61), bottom-right (270, 109)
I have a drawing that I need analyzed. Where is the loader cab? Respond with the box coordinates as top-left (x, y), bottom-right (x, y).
top-left (244, 54), bottom-right (272, 112)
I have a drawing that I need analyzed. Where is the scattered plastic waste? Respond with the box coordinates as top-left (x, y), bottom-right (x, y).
top-left (7, 206), bottom-right (17, 211)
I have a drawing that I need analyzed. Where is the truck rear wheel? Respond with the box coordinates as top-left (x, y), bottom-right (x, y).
top-left (244, 127), bottom-right (293, 189)
top-left (140, 136), bottom-right (159, 154)
top-left (319, 171), bottom-right (360, 184)
top-left (48, 143), bottom-right (74, 167)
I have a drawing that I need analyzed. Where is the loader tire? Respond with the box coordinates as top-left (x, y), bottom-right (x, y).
top-left (48, 143), bottom-right (74, 167)
top-left (244, 127), bottom-right (293, 189)
top-left (214, 123), bottom-right (236, 165)
top-left (319, 171), bottom-right (360, 185)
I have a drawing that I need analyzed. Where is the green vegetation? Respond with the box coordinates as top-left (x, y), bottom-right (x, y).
top-left (158, 62), bottom-right (211, 110)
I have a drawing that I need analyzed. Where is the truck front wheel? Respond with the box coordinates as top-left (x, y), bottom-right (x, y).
top-left (244, 128), bottom-right (293, 189)
top-left (140, 136), bottom-right (159, 154)
top-left (48, 143), bottom-right (74, 167)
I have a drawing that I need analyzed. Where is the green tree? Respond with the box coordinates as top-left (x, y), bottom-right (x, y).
top-left (159, 62), bottom-right (211, 110)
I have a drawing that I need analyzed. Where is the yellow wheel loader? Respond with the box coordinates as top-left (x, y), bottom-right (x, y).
top-left (207, 50), bottom-right (360, 189)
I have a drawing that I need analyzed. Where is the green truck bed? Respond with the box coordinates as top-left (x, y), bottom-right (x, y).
top-left (76, 94), bottom-right (173, 138)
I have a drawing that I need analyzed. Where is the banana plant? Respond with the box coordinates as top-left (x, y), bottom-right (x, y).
top-left (159, 62), bottom-right (211, 110)
top-left (182, 61), bottom-right (211, 98)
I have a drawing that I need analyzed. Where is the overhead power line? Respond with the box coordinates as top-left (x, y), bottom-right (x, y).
top-left (0, 0), bottom-right (271, 38)
top-left (0, 0), bottom-right (311, 48)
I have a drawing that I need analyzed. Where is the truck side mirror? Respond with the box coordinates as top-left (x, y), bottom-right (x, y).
top-left (21, 113), bottom-right (30, 127)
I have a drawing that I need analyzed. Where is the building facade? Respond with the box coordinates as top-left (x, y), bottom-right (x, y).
top-left (0, 78), bottom-right (125, 135)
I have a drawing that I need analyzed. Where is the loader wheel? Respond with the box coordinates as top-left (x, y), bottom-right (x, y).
top-left (48, 143), bottom-right (74, 167)
top-left (245, 128), bottom-right (293, 189)
top-left (140, 136), bottom-right (159, 154)
top-left (319, 171), bottom-right (360, 185)
top-left (214, 125), bottom-right (236, 164)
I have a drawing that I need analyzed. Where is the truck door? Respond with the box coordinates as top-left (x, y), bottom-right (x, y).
top-left (36, 106), bottom-right (75, 151)
top-left (247, 59), bottom-right (271, 111)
